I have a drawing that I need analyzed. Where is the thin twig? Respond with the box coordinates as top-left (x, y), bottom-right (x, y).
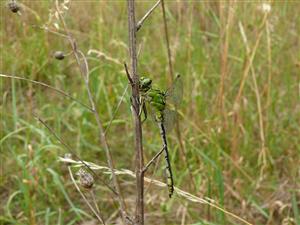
top-left (36, 25), bottom-right (69, 39)
top-left (161, 0), bottom-right (173, 82)
top-left (88, 49), bottom-right (123, 66)
top-left (68, 166), bottom-right (105, 224)
top-left (234, 13), bottom-right (269, 107)
top-left (231, 12), bottom-right (269, 159)
top-left (34, 115), bottom-right (118, 196)
top-left (136, 0), bottom-right (161, 32)
top-left (265, 19), bottom-right (272, 142)
top-left (124, 63), bottom-right (134, 85)
top-left (90, 189), bottom-right (102, 219)
top-left (127, 1), bottom-right (144, 224)
top-left (55, 2), bottom-right (128, 222)
top-left (217, 0), bottom-right (236, 127)
top-left (0, 74), bottom-right (92, 111)
top-left (143, 147), bottom-right (164, 173)
top-left (238, 22), bottom-right (268, 181)
top-left (104, 84), bottom-right (129, 135)
top-left (181, 202), bottom-right (188, 225)
top-left (144, 148), bottom-right (162, 198)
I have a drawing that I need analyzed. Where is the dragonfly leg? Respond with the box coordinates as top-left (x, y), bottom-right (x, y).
top-left (130, 96), bottom-right (140, 115)
top-left (141, 102), bottom-right (147, 123)
top-left (138, 97), bottom-right (147, 123)
top-left (138, 96), bottom-right (143, 116)
top-left (129, 97), bottom-right (135, 111)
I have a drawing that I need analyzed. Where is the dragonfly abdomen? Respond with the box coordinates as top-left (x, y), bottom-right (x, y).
top-left (158, 122), bottom-right (174, 198)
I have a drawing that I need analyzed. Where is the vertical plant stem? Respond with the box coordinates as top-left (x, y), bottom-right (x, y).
top-left (78, 51), bottom-right (128, 224)
top-left (27, 145), bottom-right (37, 225)
top-left (54, 4), bottom-right (128, 223)
top-left (231, 13), bottom-right (269, 159)
top-left (265, 20), bottom-right (272, 134)
top-left (239, 22), bottom-right (268, 178)
top-left (68, 167), bottom-right (105, 224)
top-left (217, 1), bottom-right (227, 121)
top-left (127, 0), bottom-right (144, 224)
top-left (217, 1), bottom-right (235, 127)
top-left (11, 77), bottom-right (17, 129)
top-left (161, 0), bottom-right (173, 83)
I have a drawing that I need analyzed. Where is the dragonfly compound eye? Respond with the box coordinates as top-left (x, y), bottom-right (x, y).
top-left (144, 78), bottom-right (152, 86)
top-left (139, 77), bottom-right (152, 92)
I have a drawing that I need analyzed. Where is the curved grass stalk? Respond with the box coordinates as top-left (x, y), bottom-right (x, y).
top-left (0, 74), bottom-right (92, 111)
top-left (59, 157), bottom-right (253, 225)
top-left (104, 84), bottom-right (129, 135)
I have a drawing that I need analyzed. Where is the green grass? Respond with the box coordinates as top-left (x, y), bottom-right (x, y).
top-left (1, 1), bottom-right (299, 224)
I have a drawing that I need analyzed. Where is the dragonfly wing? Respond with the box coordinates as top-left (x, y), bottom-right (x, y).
top-left (145, 102), bottom-right (159, 123)
top-left (165, 74), bottom-right (183, 108)
top-left (163, 108), bottom-right (178, 133)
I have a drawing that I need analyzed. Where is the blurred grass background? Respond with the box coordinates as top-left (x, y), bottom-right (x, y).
top-left (0, 1), bottom-right (299, 224)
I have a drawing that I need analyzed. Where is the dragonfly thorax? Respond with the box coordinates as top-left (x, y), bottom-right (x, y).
top-left (146, 89), bottom-right (166, 123)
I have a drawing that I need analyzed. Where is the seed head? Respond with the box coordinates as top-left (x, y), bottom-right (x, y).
top-left (54, 51), bottom-right (65, 60)
top-left (8, 1), bottom-right (20, 13)
top-left (76, 168), bottom-right (94, 189)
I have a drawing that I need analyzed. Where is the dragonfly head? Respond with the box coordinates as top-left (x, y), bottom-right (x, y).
top-left (139, 77), bottom-right (152, 92)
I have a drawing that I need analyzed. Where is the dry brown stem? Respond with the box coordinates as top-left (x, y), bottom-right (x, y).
top-left (231, 12), bottom-right (269, 159)
top-left (127, 0), bottom-right (144, 224)
top-left (136, 0), bottom-right (161, 32)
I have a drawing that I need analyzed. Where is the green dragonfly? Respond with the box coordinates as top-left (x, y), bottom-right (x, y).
top-left (139, 74), bottom-right (183, 198)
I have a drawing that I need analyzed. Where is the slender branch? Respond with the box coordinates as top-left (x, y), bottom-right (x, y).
top-left (143, 147), bottom-right (164, 173)
top-left (161, 0), bottom-right (173, 82)
top-left (77, 53), bottom-right (128, 222)
top-left (217, 1), bottom-right (236, 127)
top-left (35, 25), bottom-right (69, 39)
top-left (55, 2), bottom-right (128, 223)
top-left (91, 189), bottom-right (102, 218)
top-left (34, 115), bottom-right (118, 196)
top-left (233, 13), bottom-right (269, 106)
top-left (238, 21), bottom-right (268, 179)
top-left (136, 0), bottom-right (161, 32)
top-left (124, 63), bottom-right (134, 85)
top-left (104, 84), bottom-right (129, 135)
top-left (68, 166), bottom-right (105, 224)
top-left (0, 74), bottom-right (93, 111)
top-left (127, 1), bottom-right (144, 224)
top-left (231, 13), bottom-right (269, 159)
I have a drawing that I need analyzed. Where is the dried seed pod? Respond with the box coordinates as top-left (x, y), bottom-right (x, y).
top-left (8, 1), bottom-right (20, 13)
top-left (54, 51), bottom-right (65, 60)
top-left (76, 168), bottom-right (94, 189)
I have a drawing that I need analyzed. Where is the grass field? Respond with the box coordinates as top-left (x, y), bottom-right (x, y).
top-left (1, 1), bottom-right (299, 225)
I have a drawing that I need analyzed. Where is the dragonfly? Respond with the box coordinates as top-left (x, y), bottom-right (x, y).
top-left (139, 74), bottom-right (183, 198)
